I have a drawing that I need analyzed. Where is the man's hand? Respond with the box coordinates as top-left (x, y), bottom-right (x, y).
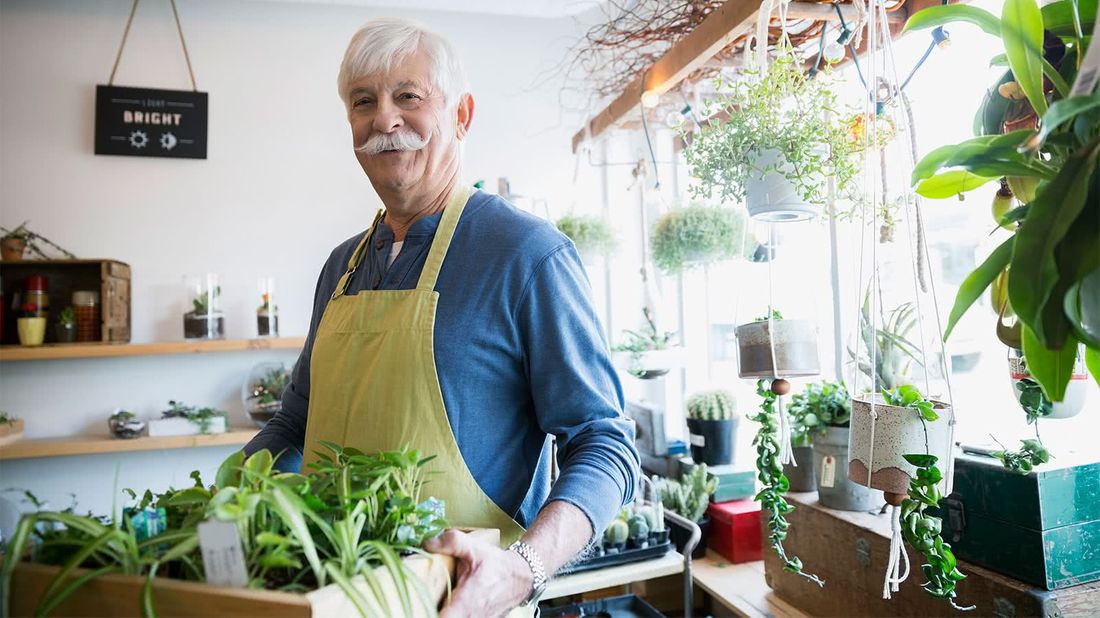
top-left (423, 529), bottom-right (533, 618)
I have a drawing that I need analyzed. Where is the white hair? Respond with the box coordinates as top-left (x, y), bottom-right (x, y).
top-left (337, 18), bottom-right (467, 109)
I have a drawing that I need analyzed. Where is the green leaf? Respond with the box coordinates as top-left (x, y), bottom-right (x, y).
top-left (1009, 140), bottom-right (1100, 343)
top-left (1001, 0), bottom-right (1048, 116)
top-left (915, 170), bottom-right (998, 199)
top-left (1022, 324), bottom-right (1079, 401)
top-left (903, 454), bottom-right (939, 468)
top-left (989, 53), bottom-right (1009, 67)
top-left (1041, 0), bottom-right (1097, 35)
top-left (944, 237), bottom-right (1014, 340)
top-left (216, 450), bottom-right (245, 489)
top-left (1085, 347), bottom-right (1100, 388)
top-left (1065, 279), bottom-right (1100, 349)
top-left (1037, 94), bottom-right (1100, 146)
top-left (904, 4), bottom-right (1002, 36)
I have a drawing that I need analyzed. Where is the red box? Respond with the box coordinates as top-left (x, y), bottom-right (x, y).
top-left (706, 499), bottom-right (762, 563)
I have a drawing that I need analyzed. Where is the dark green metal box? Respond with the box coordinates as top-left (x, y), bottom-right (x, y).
top-left (941, 451), bottom-right (1100, 590)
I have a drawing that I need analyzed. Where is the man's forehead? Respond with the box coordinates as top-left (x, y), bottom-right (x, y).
top-left (347, 51), bottom-right (434, 94)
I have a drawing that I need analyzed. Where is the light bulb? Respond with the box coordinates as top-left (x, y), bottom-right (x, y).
top-left (823, 41), bottom-right (846, 64)
top-left (665, 110), bottom-right (685, 128)
top-left (641, 90), bottom-right (660, 108)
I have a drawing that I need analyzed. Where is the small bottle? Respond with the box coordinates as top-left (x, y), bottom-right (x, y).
top-left (24, 275), bottom-right (49, 317)
top-left (72, 291), bottom-right (101, 342)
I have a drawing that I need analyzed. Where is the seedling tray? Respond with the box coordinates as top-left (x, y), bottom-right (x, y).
top-left (556, 539), bottom-right (672, 576)
top-left (542, 593), bottom-right (664, 617)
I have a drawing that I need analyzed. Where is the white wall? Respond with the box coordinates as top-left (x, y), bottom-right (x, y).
top-left (0, 0), bottom-right (588, 515)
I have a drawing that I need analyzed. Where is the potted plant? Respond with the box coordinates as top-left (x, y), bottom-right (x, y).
top-left (735, 310), bottom-right (820, 378)
top-left (16, 303), bottom-right (46, 347)
top-left (791, 381), bottom-right (879, 511)
top-left (183, 275), bottom-right (224, 340)
top-left (243, 362), bottom-right (290, 427)
top-left (656, 464), bottom-right (716, 559)
top-left (907, 0), bottom-right (1100, 403)
top-left (54, 306), bottom-right (76, 343)
top-left (555, 214), bottom-right (617, 260)
top-left (683, 55), bottom-right (859, 222)
top-left (612, 308), bottom-right (682, 379)
top-left (649, 203), bottom-right (751, 274)
top-left (148, 400), bottom-right (228, 436)
top-left (107, 409), bottom-right (145, 440)
top-left (0, 412), bottom-right (24, 446)
top-left (0, 221), bottom-right (75, 261)
top-left (1008, 347), bottom-right (1088, 420)
top-left (685, 390), bottom-right (739, 466)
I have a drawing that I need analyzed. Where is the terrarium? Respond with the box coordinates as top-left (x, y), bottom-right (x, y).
top-left (182, 273), bottom-right (224, 340)
top-left (242, 361), bottom-right (290, 427)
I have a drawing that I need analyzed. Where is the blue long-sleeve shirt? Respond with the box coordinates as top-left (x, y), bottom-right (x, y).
top-left (244, 189), bottom-right (638, 535)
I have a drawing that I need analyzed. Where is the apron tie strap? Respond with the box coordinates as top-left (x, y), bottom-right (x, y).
top-left (332, 209), bottom-right (384, 300)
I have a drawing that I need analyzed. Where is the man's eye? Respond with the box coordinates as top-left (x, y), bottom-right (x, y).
top-left (399, 93), bottom-right (422, 101)
top-left (354, 98), bottom-right (375, 107)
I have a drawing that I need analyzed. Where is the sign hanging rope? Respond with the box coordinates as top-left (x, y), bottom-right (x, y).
top-left (108, 0), bottom-right (198, 91)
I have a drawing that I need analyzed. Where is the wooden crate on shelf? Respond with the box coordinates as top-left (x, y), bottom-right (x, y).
top-left (762, 492), bottom-right (1100, 617)
top-left (0, 259), bottom-right (130, 345)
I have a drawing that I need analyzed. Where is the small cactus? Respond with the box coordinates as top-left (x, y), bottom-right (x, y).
top-left (604, 519), bottom-right (629, 545)
top-left (628, 514), bottom-right (650, 540)
top-left (635, 505), bottom-right (659, 531)
top-left (686, 390), bottom-right (738, 421)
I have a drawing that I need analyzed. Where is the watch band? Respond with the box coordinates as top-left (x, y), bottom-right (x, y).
top-left (508, 540), bottom-right (548, 605)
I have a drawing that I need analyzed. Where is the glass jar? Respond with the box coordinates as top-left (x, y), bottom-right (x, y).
top-left (182, 274), bottom-right (224, 340)
top-left (72, 290), bottom-right (101, 342)
top-left (24, 275), bottom-right (49, 317)
top-left (256, 276), bottom-right (279, 337)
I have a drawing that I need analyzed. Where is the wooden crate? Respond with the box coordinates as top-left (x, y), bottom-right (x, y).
top-left (762, 491), bottom-right (1100, 617)
top-left (11, 529), bottom-right (498, 617)
top-left (0, 259), bottom-right (130, 345)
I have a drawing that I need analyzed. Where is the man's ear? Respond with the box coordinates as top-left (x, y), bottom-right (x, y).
top-left (455, 93), bottom-right (475, 140)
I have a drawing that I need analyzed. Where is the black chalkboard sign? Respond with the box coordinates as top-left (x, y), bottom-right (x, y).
top-left (95, 85), bottom-right (208, 159)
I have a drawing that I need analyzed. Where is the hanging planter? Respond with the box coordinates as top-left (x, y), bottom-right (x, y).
top-left (1008, 349), bottom-right (1088, 420)
top-left (735, 317), bottom-right (820, 379)
top-left (744, 148), bottom-right (824, 222)
top-left (650, 204), bottom-right (751, 274)
top-left (847, 391), bottom-right (951, 497)
top-left (612, 309), bottom-right (681, 379)
top-left (555, 214), bottom-right (616, 261)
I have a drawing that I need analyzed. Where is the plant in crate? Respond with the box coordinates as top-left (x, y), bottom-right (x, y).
top-left (905, 0), bottom-right (1100, 406)
top-left (685, 390), bottom-right (739, 466)
top-left (555, 214), bottom-right (617, 259)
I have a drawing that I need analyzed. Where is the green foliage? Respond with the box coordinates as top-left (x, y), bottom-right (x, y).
top-left (881, 385), bottom-right (940, 422)
top-left (686, 390), bottom-right (738, 421)
top-left (613, 308), bottom-right (677, 378)
top-left (1015, 377), bottom-right (1053, 424)
top-left (0, 220), bottom-right (76, 259)
top-left (57, 307), bottom-right (76, 326)
top-left (555, 214), bottom-right (617, 257)
top-left (1, 445), bottom-right (446, 618)
top-left (993, 438), bottom-right (1051, 474)
top-left (900, 454), bottom-right (973, 611)
top-left (754, 309), bottom-right (784, 322)
top-left (250, 368), bottom-right (291, 406)
top-left (683, 54), bottom-right (859, 209)
top-left (750, 380), bottom-right (823, 586)
top-left (161, 400), bottom-right (228, 435)
top-left (655, 464), bottom-right (716, 523)
top-left (191, 286), bottom-right (221, 316)
top-left (0, 411), bottom-right (14, 424)
top-left (650, 204), bottom-right (751, 274)
top-left (906, 0), bottom-right (1100, 398)
top-left (850, 290), bottom-right (924, 391)
top-left (788, 381), bottom-right (851, 446)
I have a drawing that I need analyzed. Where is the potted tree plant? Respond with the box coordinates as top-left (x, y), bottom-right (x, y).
top-left (685, 390), bottom-right (739, 466)
top-left (612, 308), bottom-right (682, 379)
top-left (650, 203), bottom-right (753, 274)
top-left (555, 214), bottom-right (617, 261)
top-left (735, 310), bottom-right (821, 379)
top-left (656, 464), bottom-right (716, 559)
top-left (683, 55), bottom-right (859, 222)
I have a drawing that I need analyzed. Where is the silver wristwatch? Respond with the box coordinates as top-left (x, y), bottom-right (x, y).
top-left (508, 540), bottom-right (548, 606)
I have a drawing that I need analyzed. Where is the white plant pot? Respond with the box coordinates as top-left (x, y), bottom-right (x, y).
top-left (734, 319), bottom-right (820, 378)
top-left (1008, 352), bottom-right (1089, 419)
top-left (148, 416), bottom-right (227, 437)
top-left (612, 347), bottom-right (685, 379)
top-left (744, 149), bottom-right (822, 222)
top-left (847, 394), bottom-right (951, 496)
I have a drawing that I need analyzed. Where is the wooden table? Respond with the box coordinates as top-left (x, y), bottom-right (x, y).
top-left (693, 551), bottom-right (807, 618)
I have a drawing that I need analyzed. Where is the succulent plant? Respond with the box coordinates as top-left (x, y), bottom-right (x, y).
top-left (686, 390), bottom-right (738, 421)
top-left (656, 464), bottom-right (717, 523)
top-left (603, 519), bottom-right (629, 545)
top-left (627, 514), bottom-right (650, 540)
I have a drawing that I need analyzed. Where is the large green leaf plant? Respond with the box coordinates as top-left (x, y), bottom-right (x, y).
top-left (906, 0), bottom-right (1099, 401)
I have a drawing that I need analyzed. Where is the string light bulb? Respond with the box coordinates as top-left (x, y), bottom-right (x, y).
top-left (665, 109), bottom-right (685, 128)
top-left (823, 41), bottom-right (846, 63)
top-left (641, 90), bottom-right (661, 108)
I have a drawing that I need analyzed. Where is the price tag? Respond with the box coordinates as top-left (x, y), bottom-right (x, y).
top-left (198, 520), bottom-right (248, 587)
top-left (689, 433), bottom-right (705, 447)
top-left (820, 455), bottom-right (836, 488)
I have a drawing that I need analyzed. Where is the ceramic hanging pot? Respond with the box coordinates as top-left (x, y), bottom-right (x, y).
top-left (847, 394), bottom-right (951, 496)
top-left (735, 319), bottom-right (820, 378)
top-left (1008, 348), bottom-right (1089, 419)
top-left (744, 149), bottom-right (822, 222)
top-left (612, 347), bottom-right (685, 380)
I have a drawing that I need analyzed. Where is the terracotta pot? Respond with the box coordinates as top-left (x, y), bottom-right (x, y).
top-left (1, 237), bottom-right (26, 261)
top-left (735, 319), bottom-right (820, 378)
top-left (847, 394), bottom-right (951, 496)
top-left (17, 317), bottom-right (46, 346)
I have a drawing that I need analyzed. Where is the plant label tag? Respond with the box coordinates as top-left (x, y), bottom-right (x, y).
top-left (198, 520), bottom-right (248, 587)
top-left (1069, 17), bottom-right (1100, 96)
top-left (690, 433), bottom-right (705, 447)
top-left (820, 456), bottom-right (836, 488)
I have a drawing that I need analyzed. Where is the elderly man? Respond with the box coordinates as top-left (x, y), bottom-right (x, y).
top-left (244, 17), bottom-right (638, 616)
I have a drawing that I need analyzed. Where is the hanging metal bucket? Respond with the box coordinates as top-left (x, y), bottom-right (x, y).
top-left (813, 426), bottom-right (880, 511)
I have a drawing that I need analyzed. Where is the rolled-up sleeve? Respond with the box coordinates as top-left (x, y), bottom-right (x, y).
top-left (515, 243), bottom-right (640, 536)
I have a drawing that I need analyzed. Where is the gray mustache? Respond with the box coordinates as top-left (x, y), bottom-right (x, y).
top-left (355, 130), bottom-right (430, 155)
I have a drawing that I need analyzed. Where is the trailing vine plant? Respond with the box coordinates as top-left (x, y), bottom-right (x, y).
top-left (750, 379), bottom-right (823, 586)
top-left (992, 438), bottom-right (1050, 475)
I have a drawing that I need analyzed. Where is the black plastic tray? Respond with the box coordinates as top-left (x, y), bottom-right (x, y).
top-left (541, 593), bottom-right (665, 618)
top-left (556, 539), bottom-right (673, 576)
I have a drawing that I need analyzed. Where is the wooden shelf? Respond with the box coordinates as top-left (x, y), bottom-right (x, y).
top-left (0, 428), bottom-right (259, 460)
top-left (0, 337), bottom-right (305, 362)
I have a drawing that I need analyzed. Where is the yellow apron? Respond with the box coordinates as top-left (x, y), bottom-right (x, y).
top-left (301, 185), bottom-right (526, 549)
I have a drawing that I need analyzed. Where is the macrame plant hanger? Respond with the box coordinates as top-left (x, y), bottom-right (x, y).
top-left (109, 0), bottom-right (198, 91)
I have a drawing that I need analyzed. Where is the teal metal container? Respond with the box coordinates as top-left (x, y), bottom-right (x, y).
top-left (941, 451), bottom-right (1100, 590)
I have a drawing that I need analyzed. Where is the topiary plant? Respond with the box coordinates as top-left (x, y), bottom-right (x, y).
top-left (650, 204), bottom-right (752, 274)
top-left (686, 390), bottom-right (737, 421)
top-left (555, 214), bottom-right (617, 257)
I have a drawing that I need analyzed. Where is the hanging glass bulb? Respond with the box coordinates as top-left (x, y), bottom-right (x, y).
top-left (641, 90), bottom-right (660, 108)
top-left (665, 109), bottom-right (685, 128)
top-left (823, 41), bottom-right (846, 64)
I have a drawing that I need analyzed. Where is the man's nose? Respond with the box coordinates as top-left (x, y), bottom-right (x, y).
top-left (371, 98), bottom-right (404, 134)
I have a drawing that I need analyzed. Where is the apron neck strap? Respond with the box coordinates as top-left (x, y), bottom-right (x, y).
top-left (331, 209), bottom-right (384, 301)
top-left (416, 184), bottom-right (474, 292)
